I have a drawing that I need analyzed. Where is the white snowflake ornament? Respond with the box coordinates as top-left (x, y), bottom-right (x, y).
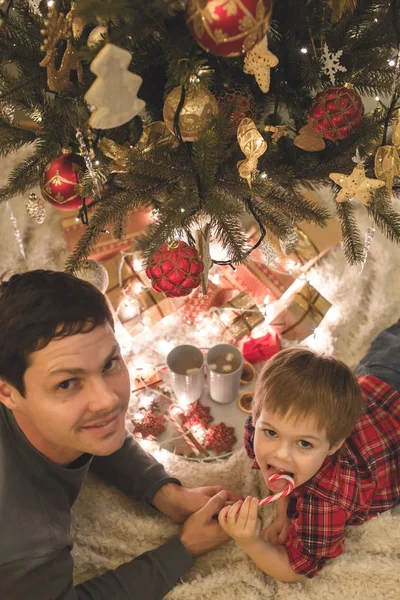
top-left (320, 43), bottom-right (347, 85)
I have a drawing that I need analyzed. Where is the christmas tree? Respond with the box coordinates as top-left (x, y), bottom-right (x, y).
top-left (1, 0), bottom-right (400, 287)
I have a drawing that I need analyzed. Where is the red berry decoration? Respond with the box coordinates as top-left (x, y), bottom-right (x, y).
top-left (145, 241), bottom-right (204, 298)
top-left (309, 85), bottom-right (364, 141)
top-left (186, 0), bottom-right (273, 57)
top-left (40, 150), bottom-right (86, 211)
top-left (204, 422), bottom-right (237, 455)
top-left (131, 410), bottom-right (166, 440)
top-left (181, 400), bottom-right (214, 430)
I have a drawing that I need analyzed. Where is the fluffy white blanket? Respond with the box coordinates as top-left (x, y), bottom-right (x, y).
top-left (1, 148), bottom-right (399, 599)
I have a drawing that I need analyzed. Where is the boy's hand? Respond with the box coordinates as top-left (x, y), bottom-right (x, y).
top-left (218, 496), bottom-right (261, 545)
top-left (262, 515), bottom-right (291, 545)
top-left (152, 483), bottom-right (243, 523)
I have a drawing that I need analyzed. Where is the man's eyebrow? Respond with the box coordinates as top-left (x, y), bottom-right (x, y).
top-left (258, 421), bottom-right (322, 441)
top-left (47, 345), bottom-right (120, 377)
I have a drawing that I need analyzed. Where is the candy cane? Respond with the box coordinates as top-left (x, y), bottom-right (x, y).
top-left (167, 404), bottom-right (201, 456)
top-left (258, 473), bottom-right (295, 506)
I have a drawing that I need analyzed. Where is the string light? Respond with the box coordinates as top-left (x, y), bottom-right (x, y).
top-left (300, 47), bottom-right (308, 54)
top-left (388, 59), bottom-right (396, 67)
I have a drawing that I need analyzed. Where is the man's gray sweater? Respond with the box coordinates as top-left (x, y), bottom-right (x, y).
top-left (0, 403), bottom-right (194, 599)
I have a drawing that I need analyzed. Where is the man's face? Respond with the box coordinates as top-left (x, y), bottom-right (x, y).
top-left (4, 323), bottom-right (130, 465)
top-left (253, 408), bottom-right (341, 492)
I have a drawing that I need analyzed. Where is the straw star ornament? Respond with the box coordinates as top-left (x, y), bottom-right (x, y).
top-left (329, 164), bottom-right (385, 205)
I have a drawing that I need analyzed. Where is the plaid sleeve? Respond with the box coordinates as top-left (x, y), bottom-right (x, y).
top-left (285, 496), bottom-right (348, 577)
top-left (243, 416), bottom-right (260, 469)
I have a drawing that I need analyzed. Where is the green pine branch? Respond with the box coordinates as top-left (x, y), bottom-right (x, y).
top-left (335, 200), bottom-right (365, 264)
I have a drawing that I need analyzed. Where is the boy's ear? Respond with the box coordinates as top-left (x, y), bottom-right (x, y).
top-left (327, 438), bottom-right (346, 456)
top-left (0, 378), bottom-right (17, 410)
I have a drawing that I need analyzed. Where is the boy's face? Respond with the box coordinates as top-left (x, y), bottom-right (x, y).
top-left (0, 323), bottom-right (131, 466)
top-left (253, 407), bottom-right (343, 492)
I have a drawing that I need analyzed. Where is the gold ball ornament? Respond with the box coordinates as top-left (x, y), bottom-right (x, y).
top-left (163, 86), bottom-right (219, 142)
top-left (75, 260), bottom-right (109, 294)
top-left (87, 23), bottom-right (107, 48)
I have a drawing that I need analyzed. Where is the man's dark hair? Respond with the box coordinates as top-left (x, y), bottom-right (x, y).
top-left (0, 269), bottom-right (114, 396)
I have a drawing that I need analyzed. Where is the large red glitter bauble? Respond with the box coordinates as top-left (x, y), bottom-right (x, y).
top-left (309, 86), bottom-right (364, 141)
top-left (40, 151), bottom-right (86, 211)
top-left (145, 241), bottom-right (204, 298)
top-left (186, 0), bottom-right (273, 57)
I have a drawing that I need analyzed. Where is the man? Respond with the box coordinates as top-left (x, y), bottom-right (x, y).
top-left (0, 269), bottom-right (240, 600)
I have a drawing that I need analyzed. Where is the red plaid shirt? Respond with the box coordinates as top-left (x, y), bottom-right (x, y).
top-left (244, 375), bottom-right (400, 577)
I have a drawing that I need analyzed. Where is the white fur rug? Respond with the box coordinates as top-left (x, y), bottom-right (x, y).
top-left (1, 148), bottom-right (400, 599)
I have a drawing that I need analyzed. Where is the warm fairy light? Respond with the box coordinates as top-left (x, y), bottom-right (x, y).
top-left (388, 59), bottom-right (396, 67)
top-left (209, 272), bottom-right (220, 284)
top-left (47, 0), bottom-right (54, 6)
top-left (133, 257), bottom-right (143, 271)
top-left (260, 172), bottom-right (268, 179)
top-left (191, 423), bottom-right (206, 440)
top-left (375, 96), bottom-right (380, 101)
top-left (180, 208), bottom-right (185, 213)
top-left (133, 411), bottom-right (145, 421)
top-left (94, 160), bottom-right (100, 166)
top-left (132, 280), bottom-right (143, 294)
top-left (219, 311), bottom-right (231, 325)
top-left (285, 259), bottom-right (298, 272)
top-left (300, 47), bottom-right (308, 54)
top-left (139, 394), bottom-right (154, 409)
top-left (117, 297), bottom-right (139, 321)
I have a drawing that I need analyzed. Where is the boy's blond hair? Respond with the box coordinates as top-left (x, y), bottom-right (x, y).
top-left (252, 348), bottom-right (364, 448)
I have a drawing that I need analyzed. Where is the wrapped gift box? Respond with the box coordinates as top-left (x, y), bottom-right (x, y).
top-left (103, 254), bottom-right (183, 334)
top-left (233, 260), bottom-right (295, 305)
top-left (269, 280), bottom-right (331, 341)
top-left (218, 291), bottom-right (264, 341)
top-left (180, 280), bottom-right (221, 325)
top-left (60, 208), bottom-right (151, 261)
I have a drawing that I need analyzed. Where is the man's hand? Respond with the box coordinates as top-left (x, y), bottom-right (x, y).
top-left (262, 515), bottom-right (291, 545)
top-left (218, 496), bottom-right (261, 546)
top-left (179, 490), bottom-right (231, 556)
top-left (152, 483), bottom-right (243, 523)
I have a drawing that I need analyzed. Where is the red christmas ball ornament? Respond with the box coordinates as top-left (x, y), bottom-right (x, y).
top-left (186, 0), bottom-right (273, 57)
top-left (145, 241), bottom-right (204, 298)
top-left (40, 150), bottom-right (86, 211)
top-left (309, 85), bottom-right (364, 141)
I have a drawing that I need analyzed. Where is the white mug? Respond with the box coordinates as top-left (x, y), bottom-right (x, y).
top-left (167, 344), bottom-right (204, 405)
top-left (206, 343), bottom-right (243, 404)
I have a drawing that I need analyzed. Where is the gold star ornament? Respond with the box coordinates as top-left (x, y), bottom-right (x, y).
top-left (329, 164), bottom-right (385, 205)
top-left (243, 34), bottom-right (278, 93)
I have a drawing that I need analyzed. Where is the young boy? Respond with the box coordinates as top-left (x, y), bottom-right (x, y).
top-left (218, 330), bottom-right (400, 582)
